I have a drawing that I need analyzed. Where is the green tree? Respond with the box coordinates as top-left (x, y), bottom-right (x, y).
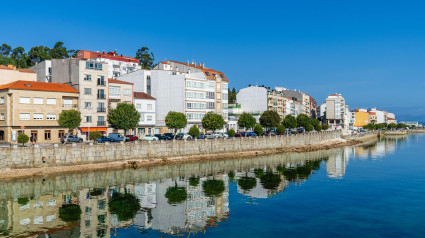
top-left (305, 124), bottom-right (314, 132)
top-left (107, 103), bottom-right (140, 135)
top-left (276, 125), bottom-right (286, 134)
top-left (259, 110), bottom-right (281, 131)
top-left (165, 111), bottom-right (187, 139)
top-left (0, 55), bottom-right (15, 66)
top-left (397, 123), bottom-right (406, 129)
top-left (296, 114), bottom-right (311, 128)
top-left (89, 131), bottom-right (102, 142)
top-left (49, 41), bottom-right (69, 59)
top-left (57, 110), bottom-right (81, 143)
top-left (188, 125), bottom-right (200, 138)
top-left (238, 175), bottom-right (257, 192)
top-left (67, 49), bottom-right (79, 58)
top-left (314, 124), bottom-right (322, 131)
top-left (17, 134), bottom-right (29, 146)
top-left (11, 46), bottom-right (27, 68)
top-left (282, 115), bottom-right (297, 129)
top-left (202, 179), bottom-right (225, 197)
top-left (0, 44), bottom-right (12, 57)
top-left (322, 124), bottom-right (329, 130)
top-left (165, 183), bottom-right (187, 205)
top-left (135, 47), bottom-right (155, 69)
top-left (238, 112), bottom-right (256, 135)
top-left (59, 204), bottom-right (82, 223)
top-left (27, 45), bottom-right (51, 66)
top-left (228, 87), bottom-right (237, 104)
top-left (202, 112), bottom-right (225, 133)
top-left (311, 118), bottom-right (320, 128)
top-left (108, 192), bottom-right (141, 221)
top-left (227, 128), bottom-right (235, 137)
top-left (254, 124), bottom-right (263, 136)
top-left (388, 123), bottom-right (397, 130)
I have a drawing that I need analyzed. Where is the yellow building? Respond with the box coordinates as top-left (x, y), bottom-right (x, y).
top-left (354, 111), bottom-right (369, 128)
top-left (0, 80), bottom-right (79, 143)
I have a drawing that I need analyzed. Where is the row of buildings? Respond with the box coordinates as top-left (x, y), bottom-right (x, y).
top-left (0, 49), bottom-right (229, 143)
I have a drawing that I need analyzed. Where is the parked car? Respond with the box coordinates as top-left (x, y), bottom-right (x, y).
top-left (297, 128), bottom-right (305, 133)
top-left (163, 133), bottom-right (175, 139)
top-left (155, 134), bottom-right (172, 140)
top-left (234, 132), bottom-right (245, 137)
top-left (176, 133), bottom-right (193, 140)
top-left (61, 135), bottom-right (83, 144)
top-left (214, 132), bottom-right (229, 138)
top-left (247, 132), bottom-right (258, 137)
top-left (97, 136), bottom-right (113, 143)
top-left (197, 133), bottom-right (206, 139)
top-left (108, 133), bottom-right (125, 142)
top-left (125, 135), bottom-right (139, 142)
top-left (265, 131), bottom-right (276, 136)
top-left (205, 133), bottom-right (214, 139)
top-left (143, 134), bottom-right (159, 141)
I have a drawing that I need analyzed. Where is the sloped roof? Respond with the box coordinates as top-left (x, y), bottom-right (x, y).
top-left (108, 78), bottom-right (133, 85)
top-left (76, 50), bottom-right (139, 63)
top-left (134, 92), bottom-right (155, 100)
top-left (0, 65), bottom-right (35, 73)
top-left (168, 60), bottom-right (229, 82)
top-left (0, 80), bottom-right (78, 93)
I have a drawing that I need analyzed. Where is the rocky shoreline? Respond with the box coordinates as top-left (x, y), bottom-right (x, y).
top-left (0, 137), bottom-right (365, 180)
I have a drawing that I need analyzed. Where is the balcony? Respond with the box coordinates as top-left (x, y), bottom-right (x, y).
top-left (97, 121), bottom-right (106, 126)
top-left (97, 94), bottom-right (106, 99)
top-left (97, 107), bottom-right (106, 112)
top-left (63, 104), bottom-right (78, 108)
top-left (97, 82), bottom-right (106, 86)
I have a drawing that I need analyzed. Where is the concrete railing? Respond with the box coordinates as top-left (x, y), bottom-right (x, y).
top-left (0, 131), bottom-right (341, 170)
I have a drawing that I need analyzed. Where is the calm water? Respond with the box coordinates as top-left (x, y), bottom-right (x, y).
top-left (0, 134), bottom-right (424, 238)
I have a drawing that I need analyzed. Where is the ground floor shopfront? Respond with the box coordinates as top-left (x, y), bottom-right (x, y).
top-left (0, 126), bottom-right (70, 144)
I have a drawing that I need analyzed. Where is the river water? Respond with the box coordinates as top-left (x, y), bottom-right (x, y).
top-left (0, 134), bottom-right (424, 238)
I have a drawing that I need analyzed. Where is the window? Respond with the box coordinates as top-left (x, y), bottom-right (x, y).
top-left (109, 86), bottom-right (120, 98)
top-left (0, 113), bottom-right (4, 120)
top-left (207, 102), bottom-right (215, 109)
top-left (124, 89), bottom-right (131, 96)
top-left (98, 116), bottom-right (105, 126)
top-left (84, 88), bottom-right (91, 95)
top-left (139, 113), bottom-right (144, 122)
top-left (98, 102), bottom-right (105, 112)
top-left (97, 89), bottom-right (105, 99)
top-left (98, 200), bottom-right (106, 210)
top-left (223, 93), bottom-right (228, 100)
top-left (19, 113), bottom-right (30, 120)
top-left (186, 80), bottom-right (206, 89)
top-left (187, 102), bottom-right (206, 110)
top-left (209, 81), bottom-right (214, 89)
top-left (212, 73), bottom-right (217, 78)
top-left (220, 74), bottom-right (225, 79)
top-left (63, 99), bottom-right (73, 107)
top-left (97, 76), bottom-right (105, 86)
top-left (135, 103), bottom-right (142, 109)
top-left (46, 114), bottom-right (56, 120)
top-left (46, 98), bottom-right (56, 105)
top-left (20, 97), bottom-right (30, 104)
top-left (59, 130), bottom-right (65, 139)
top-left (186, 91), bottom-right (206, 99)
top-left (206, 92), bottom-right (215, 99)
top-left (0, 97), bottom-right (5, 104)
top-left (84, 74), bottom-right (91, 81)
top-left (147, 115), bottom-right (152, 121)
top-left (186, 113), bottom-right (205, 121)
top-left (223, 83), bottom-right (228, 89)
top-left (34, 113), bottom-right (43, 120)
top-left (86, 62), bottom-right (103, 70)
top-left (147, 75), bottom-right (151, 95)
top-left (85, 116), bottom-right (92, 123)
top-left (147, 104), bottom-right (152, 110)
top-left (44, 130), bottom-right (51, 140)
top-left (205, 72), bottom-right (211, 76)
top-left (84, 102), bottom-right (92, 109)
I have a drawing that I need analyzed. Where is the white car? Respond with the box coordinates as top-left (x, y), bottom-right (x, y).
top-left (214, 132), bottom-right (228, 138)
top-left (143, 134), bottom-right (159, 141)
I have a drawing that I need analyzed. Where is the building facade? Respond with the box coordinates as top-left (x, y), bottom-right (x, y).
top-left (0, 81), bottom-right (79, 143)
top-left (325, 93), bottom-right (345, 129)
top-left (134, 92), bottom-right (157, 135)
top-left (1, 65), bottom-right (36, 83)
top-left (76, 50), bottom-right (141, 78)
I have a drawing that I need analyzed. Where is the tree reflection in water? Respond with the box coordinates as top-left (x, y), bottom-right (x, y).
top-left (165, 182), bottom-right (188, 205)
top-left (108, 192), bottom-right (141, 221)
top-left (203, 179), bottom-right (226, 197)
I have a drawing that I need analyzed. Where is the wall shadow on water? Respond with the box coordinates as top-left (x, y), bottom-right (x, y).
top-left (0, 135), bottom-right (405, 237)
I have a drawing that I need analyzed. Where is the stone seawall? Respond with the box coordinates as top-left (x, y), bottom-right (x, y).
top-left (342, 132), bottom-right (379, 142)
top-left (0, 131), bottom-right (341, 170)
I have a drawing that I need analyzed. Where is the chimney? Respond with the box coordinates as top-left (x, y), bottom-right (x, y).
top-left (187, 60), bottom-right (189, 64)
top-left (202, 62), bottom-right (205, 68)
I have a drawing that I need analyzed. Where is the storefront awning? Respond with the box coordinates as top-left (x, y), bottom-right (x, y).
top-left (80, 127), bottom-right (107, 132)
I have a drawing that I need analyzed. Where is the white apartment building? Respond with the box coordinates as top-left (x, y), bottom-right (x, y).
top-left (236, 86), bottom-right (268, 114)
top-left (76, 50), bottom-right (141, 78)
top-left (325, 93), bottom-right (345, 129)
top-left (31, 58), bottom-right (109, 139)
top-left (134, 92), bottom-right (157, 135)
top-left (368, 108), bottom-right (397, 124)
top-left (118, 60), bottom-right (229, 133)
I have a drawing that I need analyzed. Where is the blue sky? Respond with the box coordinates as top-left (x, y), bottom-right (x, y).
top-left (2, 0), bottom-right (424, 120)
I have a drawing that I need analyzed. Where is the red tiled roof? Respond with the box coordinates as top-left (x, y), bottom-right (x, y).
top-left (0, 65), bottom-right (35, 73)
top-left (0, 80), bottom-right (79, 93)
top-left (328, 93), bottom-right (341, 96)
top-left (387, 118), bottom-right (396, 120)
top-left (160, 61), bottom-right (170, 65)
top-left (168, 60), bottom-right (229, 82)
top-left (368, 112), bottom-right (376, 115)
top-left (76, 50), bottom-right (139, 63)
top-left (134, 92), bottom-right (155, 100)
top-left (108, 78), bottom-right (133, 85)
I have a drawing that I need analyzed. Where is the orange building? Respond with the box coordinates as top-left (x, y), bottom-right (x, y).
top-left (354, 111), bottom-right (369, 128)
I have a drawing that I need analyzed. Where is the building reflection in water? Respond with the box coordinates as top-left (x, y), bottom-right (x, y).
top-left (0, 136), bottom-right (405, 237)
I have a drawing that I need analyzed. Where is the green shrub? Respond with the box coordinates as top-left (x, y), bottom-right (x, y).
top-left (305, 124), bottom-right (314, 132)
top-left (254, 124), bottom-right (263, 136)
top-left (89, 131), bottom-right (102, 141)
top-left (276, 125), bottom-right (285, 134)
top-left (314, 124), bottom-right (322, 131)
top-left (227, 129), bottom-right (235, 137)
top-left (18, 134), bottom-right (29, 146)
top-left (188, 125), bottom-right (200, 138)
top-left (322, 124), bottom-right (329, 130)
